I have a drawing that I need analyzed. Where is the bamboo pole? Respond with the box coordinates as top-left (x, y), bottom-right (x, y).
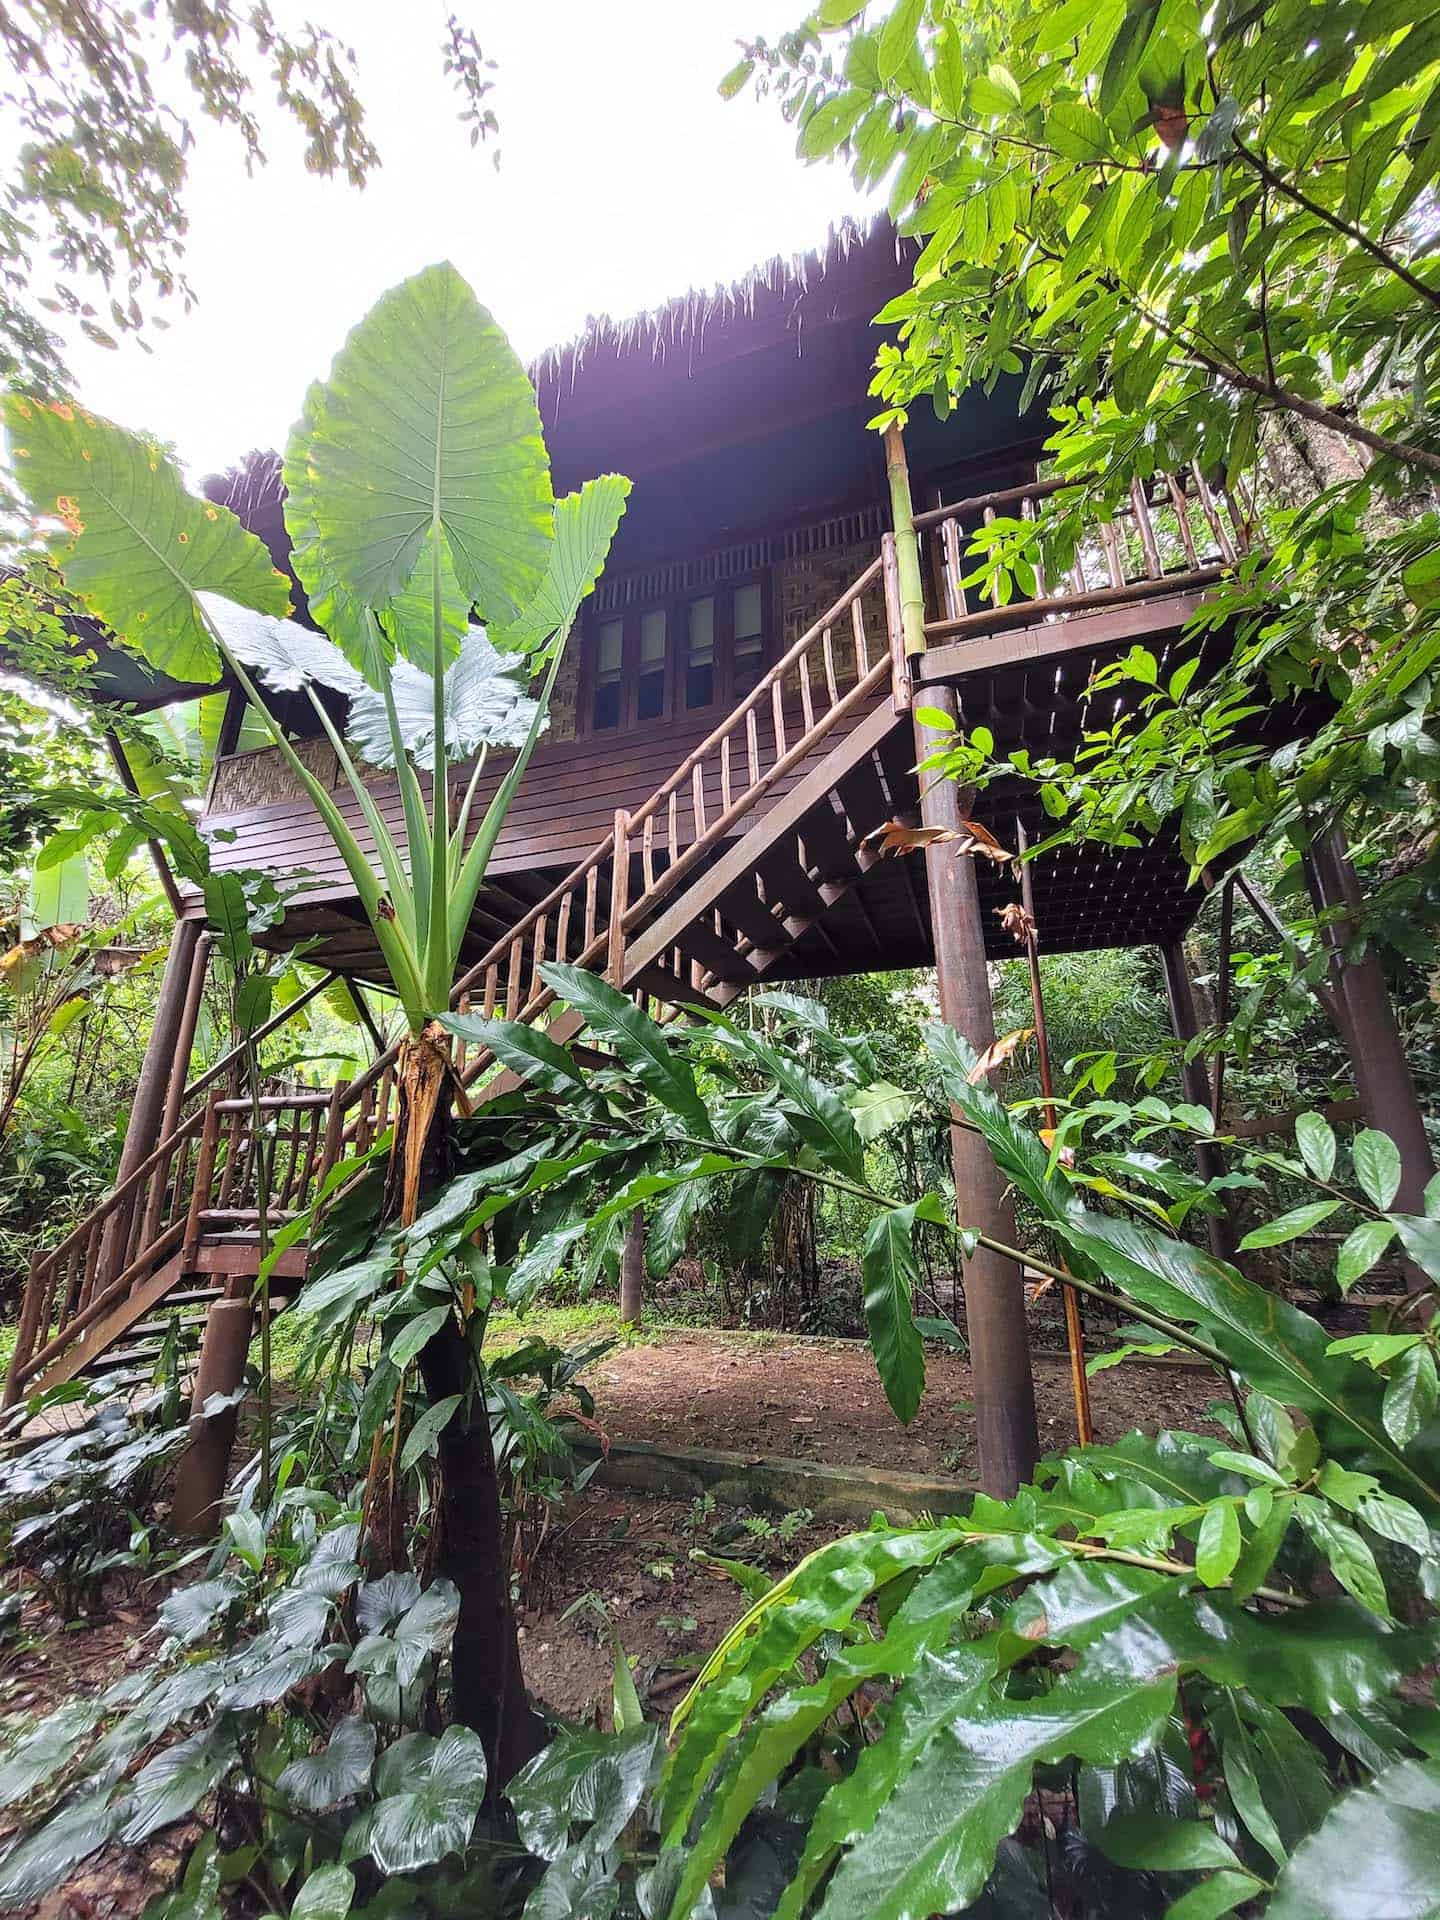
top-left (1015, 819), bottom-right (1093, 1446)
top-left (884, 424), bottom-right (928, 660)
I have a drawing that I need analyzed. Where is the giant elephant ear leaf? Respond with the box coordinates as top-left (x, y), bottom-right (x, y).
top-left (290, 262), bottom-right (553, 652)
top-left (345, 628), bottom-right (541, 771)
top-left (3, 397), bottom-right (289, 684)
top-left (491, 474), bottom-right (634, 660)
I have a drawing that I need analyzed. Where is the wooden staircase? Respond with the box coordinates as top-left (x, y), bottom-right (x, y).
top-left (5, 467), bottom-right (1255, 1407)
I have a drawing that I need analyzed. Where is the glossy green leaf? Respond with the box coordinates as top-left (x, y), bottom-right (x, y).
top-left (141, 1832), bottom-right (223, 1920)
top-left (489, 475), bottom-right (632, 660)
top-left (277, 1716), bottom-right (377, 1813)
top-left (1353, 1130), bottom-right (1403, 1211)
top-left (387, 1303), bottom-right (451, 1369)
top-left (509, 1724), bottom-right (661, 1862)
top-left (541, 964), bottom-right (712, 1138)
top-left (1296, 1499), bottom-right (1390, 1617)
top-left (1195, 1502), bottom-right (1242, 1586)
top-left (861, 1202), bottom-right (927, 1424)
top-left (0, 1791), bottom-right (128, 1905)
top-left (0, 1697), bottom-right (108, 1804)
top-left (1239, 1200), bottom-right (1340, 1250)
top-left (3, 396), bottom-right (288, 683)
top-left (1267, 1755), bottom-right (1440, 1918)
top-left (1163, 1871), bottom-right (1265, 1919)
top-left (1336, 1219), bottom-right (1397, 1291)
top-left (444, 1015), bottom-right (589, 1097)
top-left (291, 1863), bottom-right (355, 1920)
top-left (1295, 1111), bottom-right (1338, 1182)
top-left (663, 1525), bottom-right (968, 1846)
top-left (289, 262), bottom-right (553, 640)
top-left (1097, 1811), bottom-right (1244, 1872)
top-left (811, 1671), bottom-right (1174, 1920)
top-left (1384, 1344), bottom-right (1440, 1448)
top-left (121, 1721), bottom-right (238, 1843)
top-left (399, 1393), bottom-right (463, 1472)
top-left (359, 1726), bottom-right (488, 1874)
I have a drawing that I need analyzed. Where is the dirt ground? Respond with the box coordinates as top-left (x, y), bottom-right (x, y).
top-left (577, 1326), bottom-right (1223, 1473)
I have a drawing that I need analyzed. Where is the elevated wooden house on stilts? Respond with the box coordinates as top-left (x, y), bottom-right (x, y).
top-left (6, 218), bottom-right (1431, 1504)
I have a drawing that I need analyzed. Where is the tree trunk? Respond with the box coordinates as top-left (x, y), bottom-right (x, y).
top-left (418, 1314), bottom-right (546, 1780)
top-left (619, 1208), bottom-right (645, 1324)
top-left (386, 1025), bottom-right (547, 1783)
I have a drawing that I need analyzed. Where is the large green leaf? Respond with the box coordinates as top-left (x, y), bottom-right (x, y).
top-left (346, 627), bottom-right (541, 771)
top-left (490, 476), bottom-right (634, 660)
top-left (712, 1023), bottom-right (866, 1182)
top-left (541, 965), bottom-right (713, 1139)
top-left (351, 1725), bottom-right (488, 1875)
top-left (509, 1725), bottom-right (661, 1863)
top-left (120, 1721), bottom-right (238, 1843)
top-left (929, 1029), bottom-right (1440, 1514)
top-left (861, 1201), bottom-right (927, 1424)
top-left (662, 1525), bottom-right (970, 1845)
top-left (277, 1714), bottom-right (378, 1813)
top-left (3, 396), bottom-right (288, 682)
top-left (0, 1698), bottom-right (108, 1804)
top-left (0, 1791), bottom-right (128, 1905)
top-left (812, 1669), bottom-right (1174, 1920)
top-left (1267, 1755), bottom-right (1440, 1918)
top-left (289, 262), bottom-right (553, 642)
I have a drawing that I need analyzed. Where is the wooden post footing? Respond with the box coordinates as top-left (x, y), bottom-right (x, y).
top-left (171, 1298), bottom-right (253, 1537)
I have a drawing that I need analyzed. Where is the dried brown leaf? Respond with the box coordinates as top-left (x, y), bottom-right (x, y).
top-left (965, 1025), bottom-right (1035, 1083)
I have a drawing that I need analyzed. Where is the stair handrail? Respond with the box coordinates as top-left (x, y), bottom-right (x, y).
top-left (337, 551), bottom-right (893, 1112)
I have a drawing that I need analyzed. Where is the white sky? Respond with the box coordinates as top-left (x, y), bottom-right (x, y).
top-left (49, 0), bottom-right (876, 482)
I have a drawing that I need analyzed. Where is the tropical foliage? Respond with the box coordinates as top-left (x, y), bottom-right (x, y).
top-left (731, 0), bottom-right (1440, 965)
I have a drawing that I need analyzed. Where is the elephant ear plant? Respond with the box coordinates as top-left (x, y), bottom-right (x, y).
top-left (2, 264), bottom-right (630, 1779)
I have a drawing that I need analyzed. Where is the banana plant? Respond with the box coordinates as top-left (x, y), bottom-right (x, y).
top-left (2, 264), bottom-right (629, 1061)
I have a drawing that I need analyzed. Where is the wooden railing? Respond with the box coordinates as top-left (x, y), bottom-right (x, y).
top-left (5, 465), bottom-right (1254, 1403)
top-left (5, 1086), bottom-right (341, 1403)
top-left (915, 468), bottom-right (1257, 641)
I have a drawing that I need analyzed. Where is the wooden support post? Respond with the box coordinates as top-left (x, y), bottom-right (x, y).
top-left (345, 978), bottom-right (388, 1057)
top-left (1016, 821), bottom-right (1093, 1447)
top-left (1211, 878), bottom-right (1234, 1125)
top-left (608, 811), bottom-right (631, 984)
top-left (101, 917), bottom-right (203, 1284)
top-left (1160, 939), bottom-right (1239, 1263)
top-left (1306, 829), bottom-right (1436, 1297)
top-left (620, 1208), bottom-right (645, 1325)
top-left (170, 1296), bottom-right (254, 1536)
top-left (159, 933), bottom-right (212, 1146)
top-left (915, 688), bottom-right (1038, 1496)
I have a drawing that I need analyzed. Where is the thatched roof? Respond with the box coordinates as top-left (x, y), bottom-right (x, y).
top-left (530, 214), bottom-right (899, 396)
top-left (204, 214), bottom-right (901, 519)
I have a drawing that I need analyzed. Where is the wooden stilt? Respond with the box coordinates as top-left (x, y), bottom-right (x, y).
top-left (1016, 821), bottom-right (1093, 1446)
top-left (1305, 829), bottom-right (1436, 1299)
top-left (1160, 939), bottom-right (1239, 1263)
top-left (170, 1295), bottom-right (254, 1536)
top-left (620, 1208), bottom-right (645, 1324)
top-left (915, 688), bottom-right (1039, 1495)
top-left (101, 918), bottom-right (203, 1286)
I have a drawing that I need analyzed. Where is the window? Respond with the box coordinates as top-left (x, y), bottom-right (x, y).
top-left (583, 578), bottom-right (769, 735)
top-left (733, 583), bottom-right (764, 696)
top-left (685, 597), bottom-right (715, 711)
top-left (593, 619), bottom-right (623, 731)
top-left (637, 609), bottom-right (667, 721)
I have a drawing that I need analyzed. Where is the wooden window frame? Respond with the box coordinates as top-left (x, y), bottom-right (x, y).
top-left (577, 572), bottom-right (773, 739)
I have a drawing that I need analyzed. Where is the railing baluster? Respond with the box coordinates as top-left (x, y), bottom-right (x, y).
top-left (692, 763), bottom-right (708, 838)
top-left (667, 789), bottom-right (678, 865)
top-left (505, 937), bottom-right (524, 1017)
top-left (641, 812), bottom-right (655, 892)
top-left (720, 734), bottom-right (733, 814)
top-left (530, 913), bottom-right (548, 1002)
top-left (941, 517), bottom-right (967, 617)
top-left (482, 962), bottom-right (498, 1020)
top-left (771, 676), bottom-right (787, 762)
top-left (1098, 517), bottom-right (1126, 588)
top-left (1166, 474), bottom-right (1200, 567)
top-left (851, 597), bottom-right (870, 676)
top-left (1130, 478), bottom-right (1163, 577)
top-left (798, 647), bottom-right (815, 732)
top-left (609, 809), bottom-right (631, 982)
top-left (584, 864), bottom-right (600, 949)
top-left (745, 704), bottom-right (761, 790)
top-left (555, 890), bottom-right (573, 967)
top-left (822, 626), bottom-right (840, 706)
